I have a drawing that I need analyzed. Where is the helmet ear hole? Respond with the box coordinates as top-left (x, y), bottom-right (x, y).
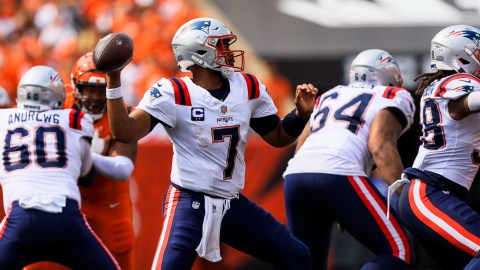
top-left (459, 58), bottom-right (470, 65)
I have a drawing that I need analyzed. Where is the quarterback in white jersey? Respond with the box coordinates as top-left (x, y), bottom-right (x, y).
top-left (137, 73), bottom-right (277, 199)
top-left (103, 17), bottom-right (317, 270)
top-left (0, 66), bottom-right (119, 269)
top-left (283, 49), bottom-right (414, 270)
top-left (396, 25), bottom-right (480, 270)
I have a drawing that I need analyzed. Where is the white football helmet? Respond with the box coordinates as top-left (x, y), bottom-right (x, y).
top-left (430, 25), bottom-right (480, 77)
top-left (349, 49), bottom-right (403, 87)
top-left (0, 86), bottom-right (11, 108)
top-left (171, 17), bottom-right (245, 78)
top-left (17, 65), bottom-right (66, 111)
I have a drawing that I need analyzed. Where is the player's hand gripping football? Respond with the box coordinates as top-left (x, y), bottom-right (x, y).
top-left (294, 83), bottom-right (318, 119)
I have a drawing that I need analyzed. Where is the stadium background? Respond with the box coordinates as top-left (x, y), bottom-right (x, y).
top-left (0, 0), bottom-right (479, 269)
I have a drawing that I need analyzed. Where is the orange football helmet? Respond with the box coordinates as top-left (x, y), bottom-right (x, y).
top-left (71, 52), bottom-right (107, 120)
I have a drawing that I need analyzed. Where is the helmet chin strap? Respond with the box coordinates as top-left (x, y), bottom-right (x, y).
top-left (85, 110), bottom-right (104, 121)
top-left (220, 66), bottom-right (234, 78)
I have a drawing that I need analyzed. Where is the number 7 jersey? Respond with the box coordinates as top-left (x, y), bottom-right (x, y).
top-left (137, 73), bottom-right (277, 199)
top-left (284, 83), bottom-right (415, 178)
top-left (413, 73), bottom-right (480, 189)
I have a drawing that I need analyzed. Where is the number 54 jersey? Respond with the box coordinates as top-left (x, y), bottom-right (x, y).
top-left (413, 73), bottom-right (480, 189)
top-left (0, 108), bottom-right (94, 212)
top-left (284, 83), bottom-right (415, 178)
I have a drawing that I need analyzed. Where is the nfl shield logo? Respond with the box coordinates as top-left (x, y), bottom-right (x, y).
top-left (221, 106), bottom-right (228, 113)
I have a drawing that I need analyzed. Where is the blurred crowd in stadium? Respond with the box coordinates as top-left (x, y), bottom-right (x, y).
top-left (0, 0), bottom-right (293, 115)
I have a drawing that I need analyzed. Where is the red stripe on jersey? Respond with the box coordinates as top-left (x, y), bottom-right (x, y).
top-left (348, 176), bottom-right (411, 263)
top-left (168, 77), bottom-right (192, 106)
top-left (152, 185), bottom-right (180, 269)
top-left (435, 73), bottom-right (480, 97)
top-left (242, 73), bottom-right (260, 100)
top-left (314, 96), bottom-right (321, 109)
top-left (177, 77), bottom-right (192, 106)
top-left (383, 86), bottom-right (402, 99)
top-left (409, 179), bottom-right (480, 255)
top-left (69, 109), bottom-right (84, 130)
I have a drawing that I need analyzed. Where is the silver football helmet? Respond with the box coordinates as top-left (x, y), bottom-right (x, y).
top-left (349, 49), bottom-right (403, 87)
top-left (430, 25), bottom-right (480, 77)
top-left (0, 86), bottom-right (11, 108)
top-left (17, 65), bottom-right (66, 111)
top-left (171, 17), bottom-right (245, 78)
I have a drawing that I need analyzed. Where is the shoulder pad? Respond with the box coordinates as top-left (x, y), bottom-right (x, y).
top-left (433, 73), bottom-right (480, 98)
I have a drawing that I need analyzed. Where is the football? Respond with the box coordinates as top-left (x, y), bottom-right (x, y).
top-left (93, 32), bottom-right (134, 72)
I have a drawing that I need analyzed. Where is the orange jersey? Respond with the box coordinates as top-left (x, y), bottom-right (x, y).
top-left (80, 105), bottom-right (133, 202)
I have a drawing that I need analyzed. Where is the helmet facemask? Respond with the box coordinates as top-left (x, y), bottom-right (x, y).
top-left (75, 84), bottom-right (107, 121)
top-left (208, 34), bottom-right (245, 78)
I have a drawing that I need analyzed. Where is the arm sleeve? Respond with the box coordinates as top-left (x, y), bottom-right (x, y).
top-left (250, 114), bottom-right (281, 136)
top-left (91, 153), bottom-right (134, 181)
top-left (79, 138), bottom-right (93, 177)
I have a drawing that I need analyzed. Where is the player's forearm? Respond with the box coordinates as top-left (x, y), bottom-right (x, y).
top-left (106, 72), bottom-right (137, 143)
top-left (371, 143), bottom-right (404, 186)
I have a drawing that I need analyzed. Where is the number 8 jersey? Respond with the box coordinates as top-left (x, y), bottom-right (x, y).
top-left (137, 73), bottom-right (277, 199)
top-left (284, 83), bottom-right (415, 178)
top-left (0, 108), bottom-right (94, 212)
top-left (413, 73), bottom-right (480, 189)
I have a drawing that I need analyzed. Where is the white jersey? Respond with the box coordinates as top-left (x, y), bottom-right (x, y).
top-left (0, 108), bottom-right (94, 212)
top-left (137, 73), bottom-right (277, 199)
top-left (284, 83), bottom-right (415, 177)
top-left (412, 73), bottom-right (480, 189)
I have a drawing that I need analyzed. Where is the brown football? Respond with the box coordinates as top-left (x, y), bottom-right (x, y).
top-left (93, 32), bottom-right (134, 72)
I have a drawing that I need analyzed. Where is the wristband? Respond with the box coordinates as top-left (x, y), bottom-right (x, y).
top-left (281, 109), bottom-right (309, 137)
top-left (106, 86), bottom-right (123, 99)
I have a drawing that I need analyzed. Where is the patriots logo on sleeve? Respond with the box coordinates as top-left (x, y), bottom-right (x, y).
top-left (149, 85), bottom-right (162, 102)
top-left (453, 85), bottom-right (474, 92)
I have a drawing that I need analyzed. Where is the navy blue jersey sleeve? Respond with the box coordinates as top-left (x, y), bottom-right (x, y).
top-left (250, 114), bottom-right (280, 136)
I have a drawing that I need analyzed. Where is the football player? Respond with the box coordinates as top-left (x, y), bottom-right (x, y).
top-left (25, 53), bottom-right (138, 270)
top-left (283, 49), bottom-right (415, 269)
top-left (396, 25), bottom-right (480, 269)
top-left (71, 52), bottom-right (137, 270)
top-left (103, 17), bottom-right (317, 269)
top-left (0, 66), bottom-right (119, 269)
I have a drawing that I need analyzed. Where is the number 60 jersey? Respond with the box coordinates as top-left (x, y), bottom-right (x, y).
top-left (0, 108), bottom-right (94, 212)
top-left (284, 83), bottom-right (415, 177)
